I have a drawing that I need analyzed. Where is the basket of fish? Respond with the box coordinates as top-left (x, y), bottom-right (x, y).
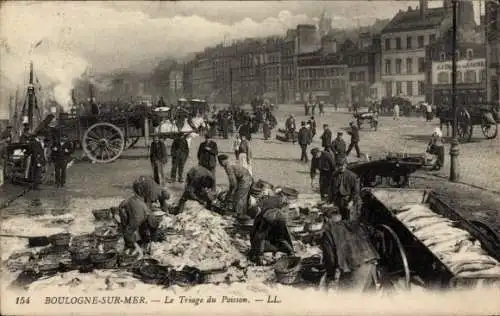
top-left (361, 188), bottom-right (500, 288)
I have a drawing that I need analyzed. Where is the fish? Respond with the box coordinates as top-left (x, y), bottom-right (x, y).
top-left (455, 265), bottom-right (500, 278)
top-left (451, 262), bottom-right (498, 275)
top-left (442, 253), bottom-right (498, 266)
top-left (422, 233), bottom-right (471, 248)
top-left (407, 217), bottom-right (452, 230)
top-left (428, 239), bottom-right (461, 254)
top-left (413, 222), bottom-right (459, 240)
top-left (396, 207), bottom-right (436, 222)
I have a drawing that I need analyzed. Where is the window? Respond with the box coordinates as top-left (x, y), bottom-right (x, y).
top-left (406, 58), bottom-right (413, 73)
top-left (456, 71), bottom-right (463, 83)
top-left (406, 36), bottom-right (412, 49)
top-left (418, 57), bottom-right (425, 73)
top-left (456, 50), bottom-right (461, 59)
top-left (465, 70), bottom-right (476, 83)
top-left (466, 49), bottom-right (474, 59)
top-left (440, 52), bottom-right (446, 62)
top-left (406, 81), bottom-right (413, 96)
top-left (350, 72), bottom-right (356, 81)
top-left (385, 38), bottom-right (391, 50)
top-left (385, 59), bottom-right (392, 74)
top-left (481, 69), bottom-right (487, 82)
top-left (418, 81), bottom-right (425, 95)
top-left (396, 82), bottom-right (403, 95)
top-left (429, 34), bottom-right (436, 43)
top-left (396, 37), bottom-right (402, 50)
top-left (437, 71), bottom-right (450, 84)
top-left (385, 81), bottom-right (393, 97)
top-left (418, 36), bottom-right (425, 48)
top-left (396, 59), bottom-right (402, 74)
top-left (359, 72), bottom-right (366, 81)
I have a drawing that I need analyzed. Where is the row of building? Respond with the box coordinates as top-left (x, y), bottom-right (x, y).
top-left (107, 0), bottom-right (499, 107)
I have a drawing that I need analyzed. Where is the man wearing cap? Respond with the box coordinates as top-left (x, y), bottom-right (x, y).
top-left (175, 165), bottom-right (216, 214)
top-left (298, 121), bottom-right (312, 162)
top-left (170, 133), bottom-right (189, 182)
top-left (150, 135), bottom-right (168, 186)
top-left (285, 115), bottom-right (296, 144)
top-left (248, 194), bottom-right (294, 264)
top-left (331, 132), bottom-right (347, 164)
top-left (320, 124), bottom-right (332, 150)
top-left (218, 154), bottom-right (253, 221)
top-left (310, 147), bottom-right (336, 200)
top-left (50, 134), bottom-right (74, 188)
top-left (29, 134), bottom-right (46, 190)
top-left (197, 133), bottom-right (219, 185)
top-left (346, 121), bottom-right (361, 158)
top-left (328, 159), bottom-right (361, 221)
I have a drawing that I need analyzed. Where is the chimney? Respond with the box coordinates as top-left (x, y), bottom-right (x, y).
top-left (420, 0), bottom-right (428, 18)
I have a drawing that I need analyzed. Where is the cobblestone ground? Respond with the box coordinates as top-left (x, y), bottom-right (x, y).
top-left (0, 104), bottom-right (499, 221)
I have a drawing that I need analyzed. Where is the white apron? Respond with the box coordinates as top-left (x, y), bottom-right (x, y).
top-left (238, 153), bottom-right (253, 176)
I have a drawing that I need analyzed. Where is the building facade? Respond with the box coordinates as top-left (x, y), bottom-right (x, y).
top-left (191, 50), bottom-right (214, 100)
top-left (281, 29), bottom-right (298, 103)
top-left (262, 37), bottom-right (283, 104)
top-left (426, 41), bottom-right (487, 105)
top-left (486, 0), bottom-right (500, 103)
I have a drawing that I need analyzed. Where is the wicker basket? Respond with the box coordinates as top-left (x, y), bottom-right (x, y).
top-left (94, 227), bottom-right (120, 250)
top-left (70, 248), bottom-right (92, 265)
top-left (71, 234), bottom-right (95, 248)
top-left (274, 256), bottom-right (302, 285)
top-left (89, 251), bottom-right (118, 269)
top-left (49, 233), bottom-right (72, 247)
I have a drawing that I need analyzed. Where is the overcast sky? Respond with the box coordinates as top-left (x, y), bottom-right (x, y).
top-left (0, 1), bottom-right (483, 117)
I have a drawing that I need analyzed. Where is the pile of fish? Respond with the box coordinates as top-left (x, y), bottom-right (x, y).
top-left (396, 204), bottom-right (500, 279)
top-left (150, 201), bottom-right (246, 271)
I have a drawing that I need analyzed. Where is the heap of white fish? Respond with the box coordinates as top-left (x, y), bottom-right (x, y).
top-left (150, 201), bottom-right (246, 270)
top-left (396, 204), bottom-right (500, 279)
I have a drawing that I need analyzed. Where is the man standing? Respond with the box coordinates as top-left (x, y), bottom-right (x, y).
top-left (170, 133), bottom-right (189, 183)
top-left (285, 115), bottom-right (296, 144)
top-left (150, 135), bottom-right (168, 186)
top-left (331, 131), bottom-right (347, 165)
top-left (218, 154), bottom-right (253, 221)
top-left (29, 134), bottom-right (46, 190)
top-left (308, 116), bottom-right (317, 139)
top-left (318, 101), bottom-right (325, 116)
top-left (51, 135), bottom-right (74, 188)
top-left (175, 165), bottom-right (216, 214)
top-left (328, 159), bottom-right (361, 221)
top-left (298, 121), bottom-right (312, 163)
top-left (197, 134), bottom-right (219, 185)
top-left (346, 122), bottom-right (361, 158)
top-left (310, 147), bottom-right (336, 201)
top-left (320, 124), bottom-right (332, 150)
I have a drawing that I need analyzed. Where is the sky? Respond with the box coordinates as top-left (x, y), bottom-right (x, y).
top-left (0, 0), bottom-right (484, 118)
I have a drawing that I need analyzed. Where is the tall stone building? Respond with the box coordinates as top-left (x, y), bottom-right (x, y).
top-left (486, 0), bottom-right (500, 103)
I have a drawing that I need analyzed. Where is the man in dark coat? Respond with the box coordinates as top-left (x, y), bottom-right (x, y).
top-left (346, 121), bottom-right (361, 158)
top-left (238, 118), bottom-right (252, 141)
top-left (248, 194), bottom-right (294, 264)
top-left (331, 132), bottom-right (347, 165)
top-left (175, 165), bottom-right (216, 214)
top-left (310, 147), bottom-right (336, 200)
top-left (308, 116), bottom-right (317, 138)
top-left (218, 154), bottom-right (253, 221)
top-left (150, 135), bottom-right (168, 186)
top-left (320, 124), bottom-right (332, 150)
top-left (198, 133), bottom-right (218, 180)
top-left (157, 96), bottom-right (166, 108)
top-left (328, 159), bottom-right (361, 221)
top-left (285, 115), bottom-right (296, 144)
top-left (29, 135), bottom-right (46, 190)
top-left (50, 135), bottom-right (74, 188)
top-left (298, 121), bottom-right (312, 162)
top-left (319, 101), bottom-right (325, 116)
top-left (170, 133), bottom-right (189, 182)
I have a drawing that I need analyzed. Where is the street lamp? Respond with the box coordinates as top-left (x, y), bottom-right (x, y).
top-left (449, 0), bottom-right (460, 182)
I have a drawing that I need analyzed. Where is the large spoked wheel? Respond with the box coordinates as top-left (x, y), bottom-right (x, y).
top-left (372, 224), bottom-right (411, 292)
top-left (481, 115), bottom-right (498, 140)
top-left (457, 108), bottom-right (473, 143)
top-left (82, 123), bottom-right (125, 163)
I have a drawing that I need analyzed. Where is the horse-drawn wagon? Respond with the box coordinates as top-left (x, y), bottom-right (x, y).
top-left (51, 101), bottom-right (206, 164)
top-left (436, 103), bottom-right (499, 142)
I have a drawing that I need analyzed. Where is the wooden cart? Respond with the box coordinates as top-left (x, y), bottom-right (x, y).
top-left (360, 188), bottom-right (500, 289)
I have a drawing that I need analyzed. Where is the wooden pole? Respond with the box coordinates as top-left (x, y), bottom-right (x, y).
top-left (449, 0), bottom-right (460, 182)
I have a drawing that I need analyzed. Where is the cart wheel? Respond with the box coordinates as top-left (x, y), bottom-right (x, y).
top-left (373, 224), bottom-right (411, 291)
top-left (480, 118), bottom-right (497, 140)
top-left (82, 123), bottom-right (125, 163)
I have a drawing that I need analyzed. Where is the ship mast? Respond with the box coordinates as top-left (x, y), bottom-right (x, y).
top-left (21, 61), bottom-right (39, 132)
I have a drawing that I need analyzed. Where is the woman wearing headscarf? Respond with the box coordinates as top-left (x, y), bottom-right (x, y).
top-left (427, 127), bottom-right (444, 170)
top-left (238, 135), bottom-right (253, 175)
